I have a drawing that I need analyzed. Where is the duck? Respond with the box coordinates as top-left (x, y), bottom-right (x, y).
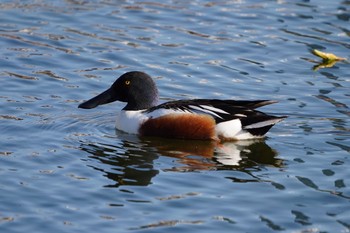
top-left (78, 71), bottom-right (286, 141)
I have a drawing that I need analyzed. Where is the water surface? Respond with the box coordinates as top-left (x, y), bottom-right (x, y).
top-left (1, 0), bottom-right (349, 232)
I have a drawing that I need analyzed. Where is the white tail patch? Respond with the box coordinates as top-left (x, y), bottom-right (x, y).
top-left (215, 118), bottom-right (275, 140)
top-left (215, 119), bottom-right (242, 139)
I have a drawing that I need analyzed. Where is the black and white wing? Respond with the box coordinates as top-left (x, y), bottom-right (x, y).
top-left (146, 99), bottom-right (286, 137)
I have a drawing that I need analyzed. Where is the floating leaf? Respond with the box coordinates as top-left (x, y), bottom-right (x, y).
top-left (311, 49), bottom-right (347, 70)
top-left (312, 49), bottom-right (346, 62)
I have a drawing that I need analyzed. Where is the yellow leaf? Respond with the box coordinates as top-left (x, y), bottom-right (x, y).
top-left (312, 49), bottom-right (346, 62)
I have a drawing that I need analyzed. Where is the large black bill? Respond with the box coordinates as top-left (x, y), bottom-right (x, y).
top-left (78, 88), bottom-right (115, 109)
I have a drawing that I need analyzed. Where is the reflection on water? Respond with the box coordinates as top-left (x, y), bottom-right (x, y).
top-left (80, 139), bottom-right (159, 187)
top-left (80, 135), bottom-right (283, 187)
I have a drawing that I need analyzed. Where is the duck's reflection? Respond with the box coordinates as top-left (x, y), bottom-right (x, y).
top-left (143, 137), bottom-right (283, 171)
top-left (80, 134), bottom-right (283, 187)
top-left (81, 137), bottom-right (160, 187)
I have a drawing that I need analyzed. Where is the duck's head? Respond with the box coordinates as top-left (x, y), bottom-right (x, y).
top-left (78, 71), bottom-right (159, 110)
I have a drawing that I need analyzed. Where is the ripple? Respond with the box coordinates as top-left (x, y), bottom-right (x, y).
top-left (5, 71), bottom-right (38, 80)
top-left (0, 114), bottom-right (23, 120)
top-left (1, 0), bottom-right (350, 232)
top-left (129, 219), bottom-right (203, 231)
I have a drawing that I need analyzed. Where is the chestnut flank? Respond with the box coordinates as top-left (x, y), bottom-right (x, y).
top-left (139, 114), bottom-right (216, 140)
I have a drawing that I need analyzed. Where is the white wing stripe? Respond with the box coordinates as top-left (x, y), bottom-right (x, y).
top-left (234, 114), bottom-right (247, 117)
top-left (199, 105), bottom-right (229, 114)
top-left (243, 118), bottom-right (284, 129)
top-left (188, 105), bottom-right (223, 118)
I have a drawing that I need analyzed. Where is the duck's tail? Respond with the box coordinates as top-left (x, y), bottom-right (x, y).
top-left (241, 115), bottom-right (287, 137)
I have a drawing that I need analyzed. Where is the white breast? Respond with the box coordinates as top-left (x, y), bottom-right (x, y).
top-left (115, 110), bottom-right (148, 134)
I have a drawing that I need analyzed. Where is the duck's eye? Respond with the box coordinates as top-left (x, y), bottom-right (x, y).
top-left (125, 80), bottom-right (131, 85)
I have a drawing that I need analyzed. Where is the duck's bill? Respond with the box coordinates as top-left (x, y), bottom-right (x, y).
top-left (78, 88), bottom-right (115, 109)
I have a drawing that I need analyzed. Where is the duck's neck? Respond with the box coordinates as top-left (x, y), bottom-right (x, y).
top-left (123, 95), bottom-right (159, 110)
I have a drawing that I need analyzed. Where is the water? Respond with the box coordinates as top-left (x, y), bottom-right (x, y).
top-left (1, 0), bottom-right (349, 232)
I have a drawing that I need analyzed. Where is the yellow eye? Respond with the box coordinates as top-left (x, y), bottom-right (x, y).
top-left (125, 80), bottom-right (131, 85)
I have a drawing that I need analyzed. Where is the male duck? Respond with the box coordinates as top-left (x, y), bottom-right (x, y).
top-left (79, 71), bottom-right (286, 141)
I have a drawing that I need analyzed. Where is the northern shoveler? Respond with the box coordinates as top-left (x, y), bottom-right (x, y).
top-left (78, 71), bottom-right (286, 141)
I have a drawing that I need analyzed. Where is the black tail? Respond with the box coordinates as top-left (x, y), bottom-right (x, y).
top-left (241, 116), bottom-right (286, 136)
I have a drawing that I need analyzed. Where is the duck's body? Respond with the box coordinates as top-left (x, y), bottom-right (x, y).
top-left (79, 71), bottom-right (286, 141)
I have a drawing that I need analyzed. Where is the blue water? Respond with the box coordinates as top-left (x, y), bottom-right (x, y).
top-left (1, 0), bottom-right (349, 232)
